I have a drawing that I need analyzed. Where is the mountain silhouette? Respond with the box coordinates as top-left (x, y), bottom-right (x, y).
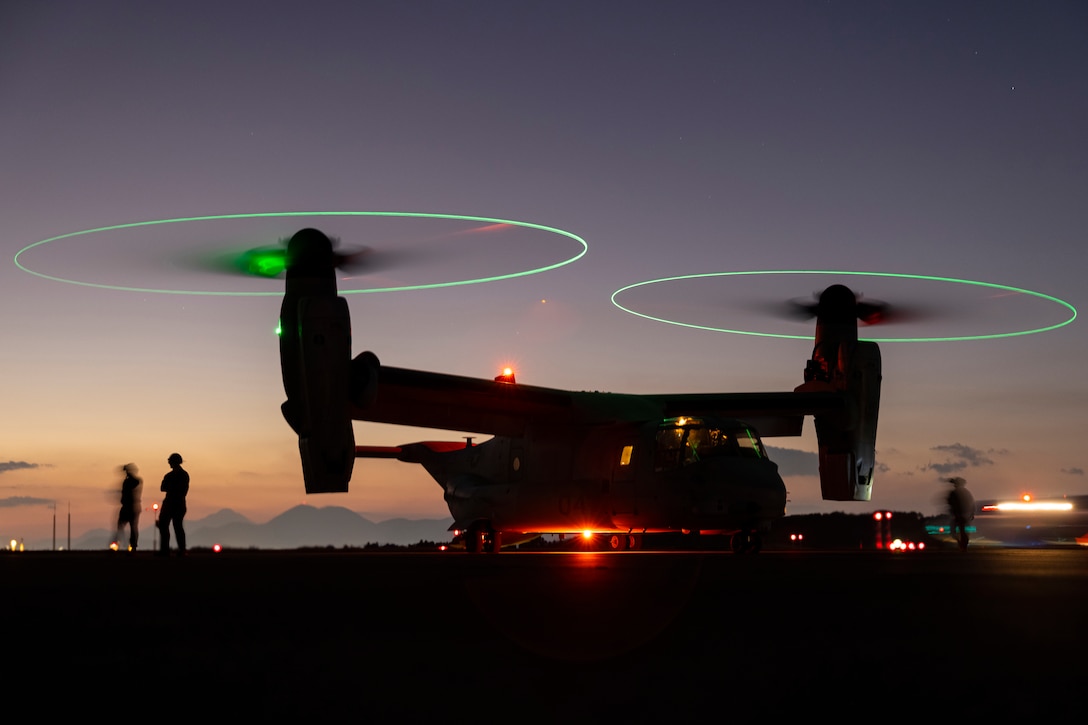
top-left (194, 508), bottom-right (250, 528)
top-left (63, 505), bottom-right (454, 551)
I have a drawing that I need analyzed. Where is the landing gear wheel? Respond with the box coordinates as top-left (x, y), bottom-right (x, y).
top-left (464, 524), bottom-right (484, 553)
top-left (608, 534), bottom-right (628, 551)
top-left (466, 523), bottom-right (499, 553)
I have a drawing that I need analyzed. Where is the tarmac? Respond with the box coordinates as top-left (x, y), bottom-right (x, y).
top-left (4, 546), bottom-right (1086, 720)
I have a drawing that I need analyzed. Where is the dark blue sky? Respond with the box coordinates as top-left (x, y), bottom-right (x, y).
top-left (2, 1), bottom-right (1085, 542)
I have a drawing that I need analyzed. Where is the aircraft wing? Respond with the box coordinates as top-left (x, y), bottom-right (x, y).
top-left (351, 365), bottom-right (577, 437)
top-left (353, 360), bottom-right (846, 439)
top-left (643, 391), bottom-right (847, 437)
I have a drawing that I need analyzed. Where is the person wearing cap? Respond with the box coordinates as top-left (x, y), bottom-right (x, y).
top-left (157, 453), bottom-right (190, 556)
top-left (946, 477), bottom-right (975, 551)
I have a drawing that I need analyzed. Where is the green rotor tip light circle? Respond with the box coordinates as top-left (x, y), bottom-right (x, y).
top-left (611, 270), bottom-right (1077, 342)
top-left (14, 211), bottom-right (588, 296)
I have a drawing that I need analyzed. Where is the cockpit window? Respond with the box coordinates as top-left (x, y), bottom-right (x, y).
top-left (736, 427), bottom-right (766, 459)
top-left (654, 418), bottom-right (764, 471)
top-left (654, 426), bottom-right (686, 471)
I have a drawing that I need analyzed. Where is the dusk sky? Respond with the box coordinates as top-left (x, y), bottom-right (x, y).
top-left (3, 1), bottom-right (1085, 547)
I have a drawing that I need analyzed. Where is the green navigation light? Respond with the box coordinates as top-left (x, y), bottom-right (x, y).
top-left (241, 248), bottom-right (287, 277)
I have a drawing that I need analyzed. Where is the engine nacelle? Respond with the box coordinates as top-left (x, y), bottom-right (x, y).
top-left (282, 294), bottom-right (355, 493)
top-left (278, 228), bottom-right (355, 494)
top-left (813, 340), bottom-right (881, 501)
top-left (794, 284), bottom-right (883, 502)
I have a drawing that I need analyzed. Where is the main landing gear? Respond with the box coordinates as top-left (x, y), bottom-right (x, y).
top-left (607, 533), bottom-right (643, 551)
top-left (464, 522), bottom-right (502, 553)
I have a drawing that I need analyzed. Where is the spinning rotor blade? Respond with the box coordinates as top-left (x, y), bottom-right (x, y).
top-left (328, 245), bottom-right (424, 277)
top-left (777, 285), bottom-right (932, 326)
top-left (185, 235), bottom-right (395, 279)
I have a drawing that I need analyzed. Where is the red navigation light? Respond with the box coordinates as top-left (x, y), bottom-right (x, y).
top-left (494, 367), bottom-right (516, 384)
top-left (212, 543), bottom-right (223, 553)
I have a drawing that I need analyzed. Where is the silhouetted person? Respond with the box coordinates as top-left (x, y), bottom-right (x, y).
top-left (157, 452), bottom-right (189, 556)
top-left (947, 477), bottom-right (975, 551)
top-left (113, 463), bottom-right (142, 551)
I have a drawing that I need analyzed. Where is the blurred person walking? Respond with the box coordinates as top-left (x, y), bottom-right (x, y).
top-left (112, 463), bottom-right (142, 552)
top-left (946, 477), bottom-right (975, 551)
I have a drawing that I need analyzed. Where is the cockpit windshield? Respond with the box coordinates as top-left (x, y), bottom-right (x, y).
top-left (653, 417), bottom-right (766, 472)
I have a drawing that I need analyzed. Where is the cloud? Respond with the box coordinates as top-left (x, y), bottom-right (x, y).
top-left (925, 460), bottom-right (967, 475)
top-left (766, 447), bottom-right (818, 476)
top-left (1061, 467), bottom-right (1084, 476)
top-left (0, 461), bottom-right (40, 474)
top-left (922, 443), bottom-right (1002, 475)
top-left (0, 496), bottom-right (54, 508)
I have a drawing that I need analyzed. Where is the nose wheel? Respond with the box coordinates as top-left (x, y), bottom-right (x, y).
top-left (730, 530), bottom-right (762, 554)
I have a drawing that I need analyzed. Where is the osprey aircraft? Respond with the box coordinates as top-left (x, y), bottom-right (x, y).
top-left (276, 228), bottom-right (883, 552)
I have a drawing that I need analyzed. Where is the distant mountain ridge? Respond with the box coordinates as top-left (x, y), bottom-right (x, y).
top-left (65, 505), bottom-right (454, 551)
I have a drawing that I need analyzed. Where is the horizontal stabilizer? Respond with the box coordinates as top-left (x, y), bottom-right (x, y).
top-left (354, 445), bottom-right (403, 459)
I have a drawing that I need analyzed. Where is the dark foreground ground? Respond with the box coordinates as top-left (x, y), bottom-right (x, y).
top-left (3, 547), bottom-right (1086, 720)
